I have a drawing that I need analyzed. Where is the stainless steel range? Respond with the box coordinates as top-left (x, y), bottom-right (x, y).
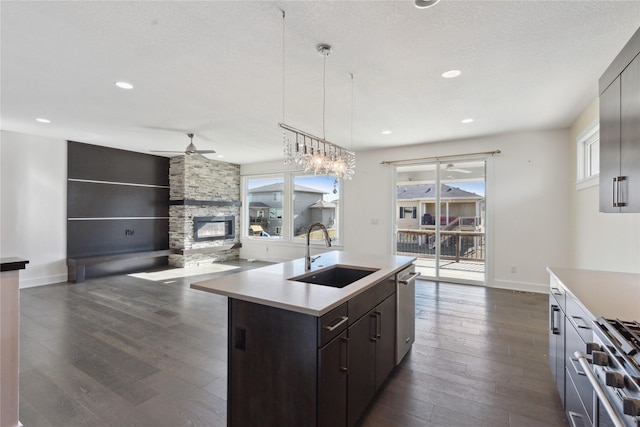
top-left (575, 318), bottom-right (640, 427)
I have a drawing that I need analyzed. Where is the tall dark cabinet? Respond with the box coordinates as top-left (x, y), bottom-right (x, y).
top-left (599, 27), bottom-right (640, 213)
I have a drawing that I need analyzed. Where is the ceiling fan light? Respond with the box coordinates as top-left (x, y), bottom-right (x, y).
top-left (414, 0), bottom-right (440, 9)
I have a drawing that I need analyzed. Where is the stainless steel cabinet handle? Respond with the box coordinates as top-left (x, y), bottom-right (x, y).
top-left (571, 315), bottom-right (591, 330)
top-left (550, 287), bottom-right (562, 296)
top-left (369, 313), bottom-right (378, 342)
top-left (399, 272), bottom-right (420, 285)
top-left (567, 411), bottom-right (584, 427)
top-left (550, 305), bottom-right (560, 335)
top-left (374, 311), bottom-right (382, 339)
top-left (340, 337), bottom-right (349, 373)
top-left (574, 351), bottom-right (626, 427)
top-left (569, 356), bottom-right (586, 376)
top-left (614, 176), bottom-right (628, 207)
top-left (324, 316), bottom-right (348, 332)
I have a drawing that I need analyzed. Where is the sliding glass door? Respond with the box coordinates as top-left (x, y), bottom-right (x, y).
top-left (395, 158), bottom-right (486, 285)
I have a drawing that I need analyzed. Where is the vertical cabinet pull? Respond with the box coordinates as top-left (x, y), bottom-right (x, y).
top-left (369, 313), bottom-right (378, 342)
top-left (550, 305), bottom-right (560, 335)
top-left (613, 176), bottom-right (627, 207)
top-left (339, 337), bottom-right (349, 373)
top-left (375, 311), bottom-right (382, 339)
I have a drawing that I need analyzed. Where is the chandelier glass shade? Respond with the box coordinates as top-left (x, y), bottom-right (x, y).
top-left (281, 122), bottom-right (355, 180)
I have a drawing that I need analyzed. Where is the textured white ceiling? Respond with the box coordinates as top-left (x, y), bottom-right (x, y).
top-left (2, 1), bottom-right (639, 165)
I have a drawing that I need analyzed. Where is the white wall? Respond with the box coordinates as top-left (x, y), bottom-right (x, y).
top-left (242, 129), bottom-right (571, 293)
top-left (569, 99), bottom-right (640, 273)
top-left (0, 131), bottom-right (68, 287)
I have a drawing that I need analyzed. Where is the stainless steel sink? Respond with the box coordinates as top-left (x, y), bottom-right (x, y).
top-left (289, 265), bottom-right (379, 288)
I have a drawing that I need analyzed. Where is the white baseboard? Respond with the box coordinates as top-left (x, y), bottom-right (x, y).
top-left (490, 279), bottom-right (547, 294)
top-left (19, 273), bottom-right (68, 289)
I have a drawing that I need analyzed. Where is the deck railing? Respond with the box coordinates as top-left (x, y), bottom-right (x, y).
top-left (396, 229), bottom-right (485, 262)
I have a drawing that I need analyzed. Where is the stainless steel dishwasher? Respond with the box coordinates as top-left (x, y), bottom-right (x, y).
top-left (395, 264), bottom-right (420, 364)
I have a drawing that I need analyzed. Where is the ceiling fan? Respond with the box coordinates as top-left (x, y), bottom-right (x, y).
top-left (150, 133), bottom-right (216, 155)
top-left (444, 163), bottom-right (472, 174)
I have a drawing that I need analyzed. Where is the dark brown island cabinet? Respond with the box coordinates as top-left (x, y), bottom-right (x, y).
top-left (599, 26), bottom-right (640, 213)
top-left (227, 275), bottom-right (397, 427)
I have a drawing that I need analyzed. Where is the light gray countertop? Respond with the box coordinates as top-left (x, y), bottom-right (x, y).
top-left (191, 251), bottom-right (416, 316)
top-left (547, 266), bottom-right (640, 321)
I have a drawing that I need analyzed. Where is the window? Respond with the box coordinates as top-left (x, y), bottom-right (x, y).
top-left (293, 175), bottom-right (339, 242)
top-left (577, 123), bottom-right (599, 189)
top-left (243, 173), bottom-right (341, 244)
top-left (246, 176), bottom-right (284, 238)
top-left (399, 206), bottom-right (417, 219)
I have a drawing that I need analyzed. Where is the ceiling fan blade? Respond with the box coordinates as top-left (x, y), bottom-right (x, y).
top-left (193, 150), bottom-right (217, 154)
top-left (150, 150), bottom-right (186, 153)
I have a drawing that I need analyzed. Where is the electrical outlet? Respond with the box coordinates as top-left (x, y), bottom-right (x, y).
top-left (510, 266), bottom-right (517, 274)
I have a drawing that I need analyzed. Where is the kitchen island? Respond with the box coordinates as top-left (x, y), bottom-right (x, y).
top-left (547, 267), bottom-right (640, 426)
top-left (191, 251), bottom-right (416, 427)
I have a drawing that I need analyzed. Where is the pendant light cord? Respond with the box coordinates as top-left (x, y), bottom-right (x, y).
top-left (322, 52), bottom-right (327, 141)
top-left (350, 73), bottom-right (354, 151)
top-left (281, 10), bottom-right (286, 124)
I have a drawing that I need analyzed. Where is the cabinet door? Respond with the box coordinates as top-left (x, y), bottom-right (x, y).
top-left (599, 76), bottom-right (621, 213)
top-left (620, 54), bottom-right (640, 212)
top-left (549, 295), bottom-right (565, 406)
top-left (347, 311), bottom-right (376, 427)
top-left (374, 294), bottom-right (396, 391)
top-left (319, 331), bottom-right (348, 427)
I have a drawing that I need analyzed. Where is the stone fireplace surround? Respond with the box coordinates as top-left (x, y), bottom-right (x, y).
top-left (169, 155), bottom-right (241, 267)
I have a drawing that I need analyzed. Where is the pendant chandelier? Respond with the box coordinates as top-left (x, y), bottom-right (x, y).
top-left (279, 14), bottom-right (355, 180)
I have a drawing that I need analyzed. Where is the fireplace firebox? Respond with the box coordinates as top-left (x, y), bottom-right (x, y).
top-left (193, 216), bottom-right (235, 241)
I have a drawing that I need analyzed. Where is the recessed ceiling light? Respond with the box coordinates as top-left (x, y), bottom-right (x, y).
top-left (414, 0), bottom-right (440, 9)
top-left (441, 70), bottom-right (462, 79)
top-left (217, 155), bottom-right (224, 158)
top-left (35, 117), bottom-right (51, 123)
top-left (115, 81), bottom-right (134, 90)
top-left (461, 118), bottom-right (474, 124)
top-left (381, 130), bottom-right (392, 135)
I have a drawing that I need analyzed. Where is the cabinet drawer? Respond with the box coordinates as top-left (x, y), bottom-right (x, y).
top-left (565, 321), bottom-right (593, 422)
top-left (319, 303), bottom-right (349, 347)
top-left (348, 278), bottom-right (395, 325)
top-left (549, 275), bottom-right (566, 310)
top-left (565, 367), bottom-right (592, 427)
top-left (565, 293), bottom-right (593, 343)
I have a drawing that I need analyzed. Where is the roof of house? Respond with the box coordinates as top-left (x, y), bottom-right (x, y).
top-left (397, 184), bottom-right (482, 200)
top-left (310, 200), bottom-right (336, 209)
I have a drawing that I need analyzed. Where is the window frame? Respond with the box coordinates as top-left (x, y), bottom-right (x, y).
top-left (241, 171), bottom-right (343, 246)
top-left (576, 122), bottom-right (600, 190)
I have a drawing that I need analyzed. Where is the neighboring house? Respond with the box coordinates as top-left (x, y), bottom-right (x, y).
top-left (396, 184), bottom-right (484, 231)
top-left (248, 183), bottom-right (335, 237)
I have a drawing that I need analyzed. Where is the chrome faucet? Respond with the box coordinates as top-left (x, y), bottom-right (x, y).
top-left (306, 222), bottom-right (332, 270)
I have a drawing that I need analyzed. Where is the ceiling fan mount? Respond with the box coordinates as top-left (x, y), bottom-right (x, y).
top-left (151, 133), bottom-right (216, 156)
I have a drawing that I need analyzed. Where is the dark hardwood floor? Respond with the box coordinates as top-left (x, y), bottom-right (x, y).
top-left (18, 261), bottom-right (568, 427)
